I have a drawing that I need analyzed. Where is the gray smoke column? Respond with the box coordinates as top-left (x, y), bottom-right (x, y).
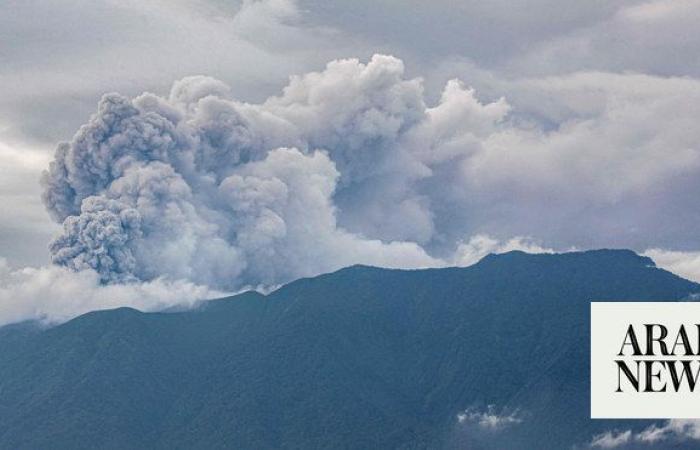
top-left (41, 54), bottom-right (700, 291)
top-left (43, 55), bottom-right (506, 290)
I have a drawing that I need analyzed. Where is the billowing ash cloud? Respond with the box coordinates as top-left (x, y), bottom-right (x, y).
top-left (41, 54), bottom-right (700, 291)
top-left (41, 56), bottom-right (459, 290)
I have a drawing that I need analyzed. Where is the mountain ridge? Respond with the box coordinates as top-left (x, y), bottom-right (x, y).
top-left (0, 249), bottom-right (698, 449)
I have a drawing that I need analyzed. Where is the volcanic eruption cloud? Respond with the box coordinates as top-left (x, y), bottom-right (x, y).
top-left (41, 55), bottom-right (501, 291)
top-left (40, 53), bottom-right (700, 294)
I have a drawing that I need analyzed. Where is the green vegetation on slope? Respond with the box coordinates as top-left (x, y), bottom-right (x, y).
top-left (0, 250), bottom-right (697, 449)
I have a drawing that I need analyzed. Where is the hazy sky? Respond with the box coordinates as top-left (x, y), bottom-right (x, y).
top-left (2, 0), bottom-right (700, 323)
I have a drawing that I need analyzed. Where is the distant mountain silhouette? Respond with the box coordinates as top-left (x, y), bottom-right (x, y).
top-left (1, 250), bottom-right (698, 449)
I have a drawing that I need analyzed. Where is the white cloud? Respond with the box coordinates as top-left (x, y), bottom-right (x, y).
top-left (0, 258), bottom-right (221, 327)
top-left (456, 405), bottom-right (523, 431)
top-left (639, 420), bottom-right (700, 443)
top-left (590, 420), bottom-right (700, 448)
top-left (643, 249), bottom-right (700, 283)
top-left (590, 430), bottom-right (632, 448)
top-left (503, 0), bottom-right (700, 77)
top-left (435, 71), bottom-right (700, 252)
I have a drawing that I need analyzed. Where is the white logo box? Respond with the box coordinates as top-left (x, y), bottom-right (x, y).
top-left (591, 302), bottom-right (700, 419)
